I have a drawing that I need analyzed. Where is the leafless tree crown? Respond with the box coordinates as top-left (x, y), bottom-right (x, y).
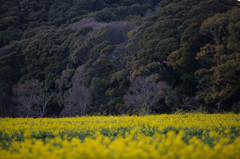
top-left (61, 65), bottom-right (92, 116)
top-left (13, 79), bottom-right (55, 117)
top-left (124, 75), bottom-right (167, 113)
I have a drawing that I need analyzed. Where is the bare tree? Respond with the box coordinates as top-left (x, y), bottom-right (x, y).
top-left (13, 79), bottom-right (40, 117)
top-left (61, 66), bottom-right (92, 116)
top-left (13, 79), bottom-right (55, 117)
top-left (124, 75), bottom-right (167, 113)
top-left (34, 89), bottom-right (56, 118)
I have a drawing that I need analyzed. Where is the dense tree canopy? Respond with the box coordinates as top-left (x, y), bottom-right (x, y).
top-left (0, 0), bottom-right (239, 117)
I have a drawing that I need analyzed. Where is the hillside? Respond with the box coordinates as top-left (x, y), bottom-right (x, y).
top-left (0, 0), bottom-right (240, 117)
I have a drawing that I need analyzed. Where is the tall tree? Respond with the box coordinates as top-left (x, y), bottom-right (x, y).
top-left (124, 75), bottom-right (167, 114)
top-left (13, 79), bottom-right (55, 117)
top-left (61, 65), bottom-right (92, 116)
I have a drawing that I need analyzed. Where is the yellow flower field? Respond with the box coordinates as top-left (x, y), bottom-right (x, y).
top-left (0, 113), bottom-right (240, 159)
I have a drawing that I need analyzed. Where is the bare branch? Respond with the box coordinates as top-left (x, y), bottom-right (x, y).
top-left (124, 75), bottom-right (167, 113)
top-left (13, 79), bottom-right (56, 117)
top-left (61, 65), bottom-right (92, 117)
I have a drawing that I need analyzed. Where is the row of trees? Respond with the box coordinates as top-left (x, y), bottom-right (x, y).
top-left (13, 74), bottom-right (170, 117)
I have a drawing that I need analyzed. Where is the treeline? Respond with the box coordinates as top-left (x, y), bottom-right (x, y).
top-left (0, 0), bottom-right (239, 117)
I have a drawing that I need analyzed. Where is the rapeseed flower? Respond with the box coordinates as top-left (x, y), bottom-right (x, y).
top-left (0, 113), bottom-right (240, 159)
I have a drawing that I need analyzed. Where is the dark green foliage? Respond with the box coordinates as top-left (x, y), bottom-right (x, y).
top-left (195, 8), bottom-right (240, 112)
top-left (0, 0), bottom-right (239, 117)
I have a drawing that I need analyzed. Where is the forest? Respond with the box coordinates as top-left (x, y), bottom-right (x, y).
top-left (0, 0), bottom-right (240, 117)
